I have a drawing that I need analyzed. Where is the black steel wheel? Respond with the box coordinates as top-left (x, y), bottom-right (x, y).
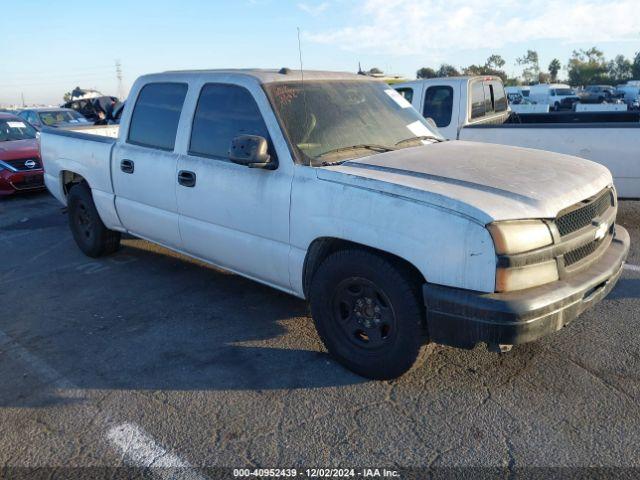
top-left (68, 182), bottom-right (121, 258)
top-left (310, 248), bottom-right (431, 379)
top-left (332, 277), bottom-right (398, 351)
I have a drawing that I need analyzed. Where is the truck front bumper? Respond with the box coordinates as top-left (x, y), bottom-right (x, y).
top-left (423, 226), bottom-right (630, 349)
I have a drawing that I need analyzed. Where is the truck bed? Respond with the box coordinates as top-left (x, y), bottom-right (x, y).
top-left (40, 126), bottom-right (117, 207)
top-left (505, 111), bottom-right (640, 124)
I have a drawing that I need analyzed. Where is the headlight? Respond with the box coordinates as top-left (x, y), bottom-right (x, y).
top-left (488, 220), bottom-right (557, 292)
top-left (487, 220), bottom-right (553, 255)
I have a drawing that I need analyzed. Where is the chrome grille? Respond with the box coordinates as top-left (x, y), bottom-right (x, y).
top-left (556, 189), bottom-right (614, 237)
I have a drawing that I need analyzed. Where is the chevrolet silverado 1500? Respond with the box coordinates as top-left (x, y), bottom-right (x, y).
top-left (41, 69), bottom-right (630, 379)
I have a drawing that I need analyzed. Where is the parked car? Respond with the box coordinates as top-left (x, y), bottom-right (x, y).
top-left (394, 76), bottom-right (640, 198)
top-left (528, 83), bottom-right (580, 111)
top-left (0, 113), bottom-right (44, 195)
top-left (63, 96), bottom-right (119, 123)
top-left (616, 84), bottom-right (640, 110)
top-left (505, 86), bottom-right (534, 103)
top-left (40, 69), bottom-right (629, 379)
top-left (18, 108), bottom-right (91, 131)
top-left (579, 85), bottom-right (619, 104)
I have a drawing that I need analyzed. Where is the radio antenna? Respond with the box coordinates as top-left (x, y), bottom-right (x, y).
top-left (297, 26), bottom-right (311, 163)
top-left (297, 27), bottom-right (304, 83)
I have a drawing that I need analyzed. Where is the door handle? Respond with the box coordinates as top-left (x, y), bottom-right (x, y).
top-left (178, 170), bottom-right (196, 187)
top-left (120, 159), bottom-right (134, 174)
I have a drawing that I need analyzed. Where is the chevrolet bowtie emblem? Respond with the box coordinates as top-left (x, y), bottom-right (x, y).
top-left (595, 222), bottom-right (608, 241)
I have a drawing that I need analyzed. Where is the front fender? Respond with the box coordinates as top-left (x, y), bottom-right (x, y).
top-left (290, 169), bottom-right (496, 296)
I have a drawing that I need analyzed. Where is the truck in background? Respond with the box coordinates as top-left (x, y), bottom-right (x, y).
top-left (394, 76), bottom-right (640, 198)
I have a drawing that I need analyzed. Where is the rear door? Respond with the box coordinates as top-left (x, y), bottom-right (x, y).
top-left (175, 81), bottom-right (293, 290)
top-left (112, 82), bottom-right (188, 249)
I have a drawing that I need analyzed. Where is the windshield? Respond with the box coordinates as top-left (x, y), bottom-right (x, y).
top-left (0, 119), bottom-right (37, 142)
top-left (554, 88), bottom-right (575, 96)
top-left (265, 80), bottom-right (441, 166)
top-left (38, 110), bottom-right (89, 126)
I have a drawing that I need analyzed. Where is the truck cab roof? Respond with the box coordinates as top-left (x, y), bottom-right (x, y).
top-left (155, 68), bottom-right (368, 85)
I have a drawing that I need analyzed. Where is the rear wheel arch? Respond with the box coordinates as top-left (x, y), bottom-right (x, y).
top-left (301, 237), bottom-right (426, 300)
top-left (61, 170), bottom-right (87, 197)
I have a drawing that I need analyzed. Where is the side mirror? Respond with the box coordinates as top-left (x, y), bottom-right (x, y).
top-left (229, 135), bottom-right (277, 170)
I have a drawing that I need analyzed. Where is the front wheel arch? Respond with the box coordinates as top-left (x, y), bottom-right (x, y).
top-left (302, 237), bottom-right (426, 300)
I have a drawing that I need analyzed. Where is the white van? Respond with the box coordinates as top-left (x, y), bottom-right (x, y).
top-left (529, 84), bottom-right (580, 111)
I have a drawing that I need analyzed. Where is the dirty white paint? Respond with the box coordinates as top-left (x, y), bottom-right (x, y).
top-left (41, 70), bottom-right (622, 298)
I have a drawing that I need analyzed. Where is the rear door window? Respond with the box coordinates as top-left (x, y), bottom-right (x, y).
top-left (423, 86), bottom-right (453, 127)
top-left (470, 81), bottom-right (486, 119)
top-left (128, 82), bottom-right (188, 151)
top-left (491, 82), bottom-right (508, 112)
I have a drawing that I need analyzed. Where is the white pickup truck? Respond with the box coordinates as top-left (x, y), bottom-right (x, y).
top-left (41, 69), bottom-right (629, 379)
top-left (394, 76), bottom-right (640, 198)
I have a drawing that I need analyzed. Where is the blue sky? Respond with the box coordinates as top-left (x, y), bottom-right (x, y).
top-left (2, 0), bottom-right (639, 105)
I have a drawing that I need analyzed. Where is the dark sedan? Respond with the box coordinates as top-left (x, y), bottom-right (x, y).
top-left (17, 108), bottom-right (91, 131)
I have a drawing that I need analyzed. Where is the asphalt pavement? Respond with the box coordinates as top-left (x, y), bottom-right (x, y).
top-left (0, 192), bottom-right (639, 478)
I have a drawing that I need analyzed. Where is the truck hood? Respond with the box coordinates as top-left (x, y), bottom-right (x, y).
top-left (316, 141), bottom-right (613, 224)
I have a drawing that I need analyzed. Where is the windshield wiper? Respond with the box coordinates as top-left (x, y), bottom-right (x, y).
top-left (316, 144), bottom-right (396, 166)
top-left (394, 135), bottom-right (442, 146)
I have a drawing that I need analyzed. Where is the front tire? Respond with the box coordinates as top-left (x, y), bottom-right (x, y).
top-left (67, 182), bottom-right (121, 258)
top-left (309, 249), bottom-right (431, 379)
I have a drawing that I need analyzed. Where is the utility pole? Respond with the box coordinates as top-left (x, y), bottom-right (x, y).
top-left (115, 60), bottom-right (124, 100)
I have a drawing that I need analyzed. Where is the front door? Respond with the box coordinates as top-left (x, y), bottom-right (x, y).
top-left (176, 82), bottom-right (292, 290)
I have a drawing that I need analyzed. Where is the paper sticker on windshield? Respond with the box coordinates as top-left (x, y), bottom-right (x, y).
top-left (385, 89), bottom-right (412, 108)
top-left (406, 120), bottom-right (432, 137)
top-left (7, 121), bottom-right (27, 129)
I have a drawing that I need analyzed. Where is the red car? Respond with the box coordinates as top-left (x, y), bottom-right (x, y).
top-left (0, 113), bottom-right (45, 196)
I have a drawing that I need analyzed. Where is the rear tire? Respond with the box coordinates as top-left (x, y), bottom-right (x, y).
top-left (67, 182), bottom-right (120, 258)
top-left (309, 249), bottom-right (431, 380)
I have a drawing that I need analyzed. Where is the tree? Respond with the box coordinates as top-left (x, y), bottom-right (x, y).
top-left (568, 47), bottom-right (608, 86)
top-left (368, 67), bottom-right (383, 75)
top-left (416, 67), bottom-right (437, 79)
top-left (538, 72), bottom-right (550, 84)
top-left (548, 59), bottom-right (561, 82)
top-left (608, 55), bottom-right (633, 85)
top-left (436, 64), bottom-right (460, 77)
top-left (633, 51), bottom-right (640, 80)
top-left (462, 55), bottom-right (508, 82)
top-left (485, 54), bottom-right (506, 70)
top-left (517, 50), bottom-right (540, 84)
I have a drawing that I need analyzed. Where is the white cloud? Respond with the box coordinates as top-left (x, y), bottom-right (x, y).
top-left (304, 0), bottom-right (640, 56)
top-left (298, 1), bottom-right (330, 16)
